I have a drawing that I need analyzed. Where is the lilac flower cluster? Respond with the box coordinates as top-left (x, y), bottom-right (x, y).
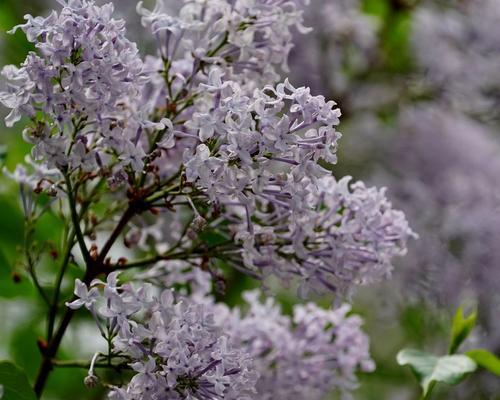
top-left (137, 0), bottom-right (311, 92)
top-left (0, 0), bottom-right (151, 180)
top-left (0, 0), bottom-right (414, 299)
top-left (179, 75), bottom-right (414, 296)
top-left (68, 273), bottom-right (258, 400)
top-left (68, 271), bottom-right (374, 399)
top-left (0, 0), bottom-right (416, 398)
top-left (183, 77), bottom-right (341, 198)
top-left (234, 174), bottom-right (414, 298)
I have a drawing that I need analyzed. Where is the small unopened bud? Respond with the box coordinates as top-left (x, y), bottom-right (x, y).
top-left (187, 215), bottom-right (207, 240)
top-left (90, 214), bottom-right (98, 225)
top-left (84, 374), bottom-right (99, 388)
top-left (191, 215), bottom-right (207, 233)
top-left (90, 244), bottom-right (99, 260)
top-left (150, 207), bottom-right (160, 215)
top-left (37, 338), bottom-right (49, 355)
top-left (49, 249), bottom-right (58, 260)
top-left (117, 257), bottom-right (128, 267)
top-left (193, 47), bottom-right (206, 59)
top-left (215, 278), bottom-right (226, 295)
top-left (11, 271), bottom-right (21, 283)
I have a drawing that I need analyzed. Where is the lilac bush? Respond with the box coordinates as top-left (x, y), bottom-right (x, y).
top-left (0, 0), bottom-right (418, 398)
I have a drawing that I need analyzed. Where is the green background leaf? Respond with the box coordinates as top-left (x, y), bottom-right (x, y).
top-left (449, 306), bottom-right (476, 354)
top-left (465, 349), bottom-right (500, 376)
top-left (397, 349), bottom-right (477, 396)
top-left (0, 361), bottom-right (36, 400)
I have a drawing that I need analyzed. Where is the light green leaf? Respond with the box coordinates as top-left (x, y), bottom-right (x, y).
top-left (0, 361), bottom-right (36, 400)
top-left (397, 349), bottom-right (477, 396)
top-left (465, 349), bottom-right (500, 376)
top-left (449, 306), bottom-right (476, 354)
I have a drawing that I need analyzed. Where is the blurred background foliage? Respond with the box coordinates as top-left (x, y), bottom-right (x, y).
top-left (0, 0), bottom-right (498, 399)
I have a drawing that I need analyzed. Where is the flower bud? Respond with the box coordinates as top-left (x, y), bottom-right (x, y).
top-left (84, 374), bottom-right (99, 389)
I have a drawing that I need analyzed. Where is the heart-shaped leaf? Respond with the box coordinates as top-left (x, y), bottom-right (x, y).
top-left (465, 349), bottom-right (500, 376)
top-left (449, 306), bottom-right (476, 354)
top-left (0, 361), bottom-right (36, 400)
top-left (397, 349), bottom-right (477, 396)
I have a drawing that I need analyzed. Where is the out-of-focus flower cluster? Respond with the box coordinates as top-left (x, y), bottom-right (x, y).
top-left (378, 107), bottom-right (500, 347)
top-left (379, 1), bottom-right (500, 356)
top-left (290, 0), bottom-right (379, 101)
top-left (413, 0), bottom-right (500, 121)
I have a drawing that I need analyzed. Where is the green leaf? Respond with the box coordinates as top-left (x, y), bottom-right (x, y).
top-left (465, 349), bottom-right (500, 376)
top-left (0, 361), bottom-right (37, 400)
top-left (397, 349), bottom-right (477, 396)
top-left (449, 306), bottom-right (477, 354)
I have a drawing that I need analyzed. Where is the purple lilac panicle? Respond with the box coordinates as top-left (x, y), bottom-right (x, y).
top-left (68, 271), bottom-right (374, 399)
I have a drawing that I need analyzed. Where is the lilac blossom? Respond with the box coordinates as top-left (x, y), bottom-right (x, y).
top-left (137, 0), bottom-right (311, 92)
top-left (69, 271), bottom-right (373, 399)
top-left (231, 174), bottom-right (415, 298)
top-left (69, 273), bottom-right (258, 400)
top-left (0, 0), bottom-right (151, 183)
top-left (0, 0), bottom-right (415, 299)
top-left (0, 1), bottom-right (419, 397)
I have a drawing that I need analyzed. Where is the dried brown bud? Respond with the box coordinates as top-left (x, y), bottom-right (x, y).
top-left (11, 271), bottom-right (21, 283)
top-left (117, 257), bottom-right (128, 266)
top-left (90, 244), bottom-right (99, 260)
top-left (84, 374), bottom-right (99, 388)
top-left (90, 214), bottom-right (98, 225)
top-left (37, 337), bottom-right (48, 355)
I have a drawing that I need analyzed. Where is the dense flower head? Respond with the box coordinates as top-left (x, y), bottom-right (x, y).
top-left (0, 0), bottom-right (414, 301)
top-left (174, 73), bottom-right (414, 297)
top-left (68, 271), bottom-right (373, 399)
top-left (3, 0), bottom-right (147, 126)
top-left (230, 174), bottom-right (415, 298)
top-left (68, 272), bottom-right (259, 400)
top-left (183, 77), bottom-right (342, 200)
top-left (0, 0), bottom-right (154, 183)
